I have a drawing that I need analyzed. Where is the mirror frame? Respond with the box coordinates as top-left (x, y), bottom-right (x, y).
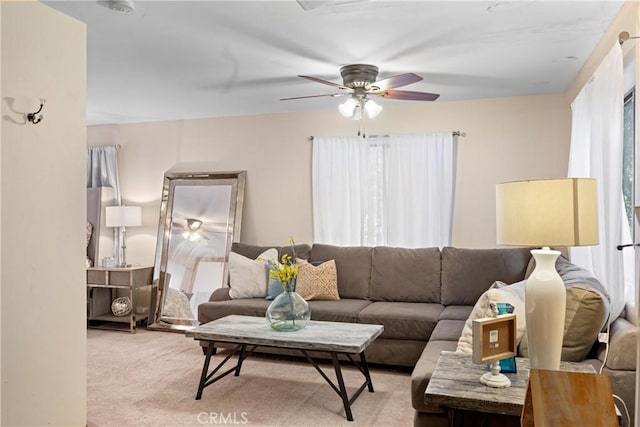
top-left (148, 170), bottom-right (246, 332)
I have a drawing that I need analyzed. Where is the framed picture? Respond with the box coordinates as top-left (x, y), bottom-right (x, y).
top-left (472, 314), bottom-right (517, 364)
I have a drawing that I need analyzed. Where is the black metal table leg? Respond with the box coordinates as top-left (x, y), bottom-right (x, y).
top-left (359, 351), bottom-right (374, 393)
top-left (196, 343), bottom-right (215, 400)
top-left (235, 345), bottom-right (246, 376)
top-left (331, 353), bottom-right (354, 422)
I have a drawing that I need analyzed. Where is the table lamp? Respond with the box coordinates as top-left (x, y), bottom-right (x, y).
top-left (106, 205), bottom-right (142, 268)
top-left (495, 178), bottom-right (598, 370)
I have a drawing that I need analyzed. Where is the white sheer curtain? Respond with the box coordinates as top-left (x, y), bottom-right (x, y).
top-left (87, 145), bottom-right (122, 258)
top-left (312, 136), bottom-right (369, 245)
top-left (312, 133), bottom-right (456, 248)
top-left (568, 44), bottom-right (630, 320)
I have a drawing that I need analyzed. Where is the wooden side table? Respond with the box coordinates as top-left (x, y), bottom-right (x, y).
top-left (86, 266), bottom-right (153, 333)
top-left (522, 369), bottom-right (619, 426)
top-left (424, 351), bottom-right (597, 426)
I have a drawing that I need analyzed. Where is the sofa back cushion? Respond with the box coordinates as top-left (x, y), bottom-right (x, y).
top-left (369, 247), bottom-right (441, 302)
top-left (232, 243), bottom-right (311, 261)
top-left (309, 244), bottom-right (372, 299)
top-left (441, 247), bottom-right (531, 305)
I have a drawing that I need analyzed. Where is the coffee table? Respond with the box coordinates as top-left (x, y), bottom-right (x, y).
top-left (185, 315), bottom-right (384, 422)
top-left (424, 351), bottom-right (596, 426)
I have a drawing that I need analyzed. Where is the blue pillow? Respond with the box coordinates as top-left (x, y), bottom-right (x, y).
top-left (265, 276), bottom-right (284, 300)
top-left (265, 276), bottom-right (296, 300)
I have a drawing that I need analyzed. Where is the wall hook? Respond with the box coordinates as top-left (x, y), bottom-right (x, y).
top-left (26, 101), bottom-right (44, 124)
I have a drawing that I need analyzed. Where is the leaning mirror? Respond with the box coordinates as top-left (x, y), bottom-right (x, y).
top-left (148, 171), bottom-right (246, 331)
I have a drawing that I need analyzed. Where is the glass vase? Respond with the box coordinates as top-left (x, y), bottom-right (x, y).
top-left (265, 283), bottom-right (310, 332)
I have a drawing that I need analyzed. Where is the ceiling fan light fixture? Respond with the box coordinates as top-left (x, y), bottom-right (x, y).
top-left (339, 97), bottom-right (358, 117)
top-left (186, 218), bottom-right (203, 231)
top-left (364, 98), bottom-right (382, 118)
top-left (351, 103), bottom-right (363, 121)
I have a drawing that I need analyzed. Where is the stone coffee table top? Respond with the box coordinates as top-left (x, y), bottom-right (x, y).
top-left (186, 314), bottom-right (384, 353)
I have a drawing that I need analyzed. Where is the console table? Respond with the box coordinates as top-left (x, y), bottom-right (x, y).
top-left (86, 265), bottom-right (153, 333)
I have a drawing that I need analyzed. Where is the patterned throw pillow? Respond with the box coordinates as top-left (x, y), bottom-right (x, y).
top-left (296, 259), bottom-right (339, 301)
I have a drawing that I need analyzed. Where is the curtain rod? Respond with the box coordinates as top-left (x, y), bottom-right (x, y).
top-left (619, 31), bottom-right (639, 45)
top-left (88, 144), bottom-right (121, 150)
top-left (308, 131), bottom-right (464, 141)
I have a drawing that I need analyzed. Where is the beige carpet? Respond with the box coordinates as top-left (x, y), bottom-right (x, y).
top-left (88, 328), bottom-right (414, 426)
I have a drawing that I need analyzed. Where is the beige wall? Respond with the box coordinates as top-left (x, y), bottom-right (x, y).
top-left (88, 93), bottom-right (571, 264)
top-left (1, 2), bottom-right (86, 425)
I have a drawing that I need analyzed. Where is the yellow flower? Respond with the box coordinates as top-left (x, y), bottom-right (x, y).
top-left (267, 245), bottom-right (298, 287)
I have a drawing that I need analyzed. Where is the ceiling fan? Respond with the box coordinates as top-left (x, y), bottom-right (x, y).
top-left (281, 64), bottom-right (440, 119)
top-left (172, 218), bottom-right (229, 242)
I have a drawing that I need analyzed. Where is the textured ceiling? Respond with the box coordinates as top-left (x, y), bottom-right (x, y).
top-left (44, 1), bottom-right (624, 125)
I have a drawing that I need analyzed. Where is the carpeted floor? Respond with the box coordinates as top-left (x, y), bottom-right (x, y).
top-left (87, 328), bottom-right (414, 426)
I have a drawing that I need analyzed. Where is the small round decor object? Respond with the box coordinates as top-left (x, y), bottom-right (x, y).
top-left (111, 296), bottom-right (132, 317)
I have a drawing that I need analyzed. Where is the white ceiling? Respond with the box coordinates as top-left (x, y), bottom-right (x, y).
top-left (44, 0), bottom-right (624, 125)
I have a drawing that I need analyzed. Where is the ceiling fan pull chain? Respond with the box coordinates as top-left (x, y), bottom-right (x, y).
top-left (362, 114), bottom-right (368, 138)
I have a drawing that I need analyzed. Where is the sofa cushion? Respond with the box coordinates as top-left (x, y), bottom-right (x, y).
top-left (520, 286), bottom-right (609, 362)
top-left (198, 299), bottom-right (271, 324)
top-left (430, 320), bottom-right (466, 341)
top-left (309, 244), bottom-right (372, 299)
top-left (364, 338), bottom-right (426, 367)
top-left (232, 242), bottom-right (312, 261)
top-left (411, 340), bottom-right (458, 412)
top-left (369, 246), bottom-right (441, 303)
top-left (440, 247), bottom-right (531, 305)
top-left (357, 302), bottom-right (443, 341)
top-left (439, 305), bottom-right (473, 321)
top-left (599, 317), bottom-right (637, 371)
top-left (307, 299), bottom-right (371, 323)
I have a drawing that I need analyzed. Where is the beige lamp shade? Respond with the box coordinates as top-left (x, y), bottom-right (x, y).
top-left (105, 205), bottom-right (142, 228)
top-left (496, 178), bottom-right (599, 247)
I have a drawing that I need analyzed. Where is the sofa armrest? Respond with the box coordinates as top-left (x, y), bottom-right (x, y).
top-left (209, 287), bottom-right (231, 302)
top-left (597, 317), bottom-right (637, 371)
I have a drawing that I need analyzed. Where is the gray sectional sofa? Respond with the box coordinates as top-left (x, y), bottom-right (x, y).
top-left (197, 243), bottom-right (636, 426)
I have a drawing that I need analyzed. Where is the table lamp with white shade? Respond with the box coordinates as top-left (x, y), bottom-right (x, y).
top-left (495, 178), bottom-right (599, 370)
top-left (105, 205), bottom-right (142, 268)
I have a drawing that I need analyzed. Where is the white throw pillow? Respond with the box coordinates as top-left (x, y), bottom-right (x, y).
top-left (228, 248), bottom-right (278, 299)
top-left (456, 279), bottom-right (526, 354)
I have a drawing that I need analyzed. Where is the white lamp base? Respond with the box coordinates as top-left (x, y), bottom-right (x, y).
top-left (526, 247), bottom-right (566, 370)
top-left (480, 361), bottom-right (511, 388)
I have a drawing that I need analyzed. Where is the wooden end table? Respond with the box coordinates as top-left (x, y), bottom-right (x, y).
top-left (186, 315), bottom-right (384, 422)
top-left (424, 351), bottom-right (597, 427)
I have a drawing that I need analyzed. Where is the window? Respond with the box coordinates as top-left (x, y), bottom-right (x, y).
top-left (312, 133), bottom-right (456, 248)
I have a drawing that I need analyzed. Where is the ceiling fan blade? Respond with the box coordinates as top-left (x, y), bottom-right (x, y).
top-left (372, 73), bottom-right (423, 90)
top-left (299, 75), bottom-right (351, 91)
top-left (280, 93), bottom-right (347, 101)
top-left (372, 89), bottom-right (440, 101)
